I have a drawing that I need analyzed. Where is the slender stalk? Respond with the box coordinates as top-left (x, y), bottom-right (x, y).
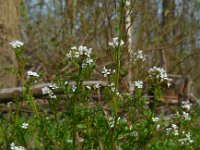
top-left (0, 123), bottom-right (8, 149)
top-left (30, 95), bottom-right (39, 117)
top-left (72, 97), bottom-right (76, 150)
top-left (111, 1), bottom-right (125, 149)
top-left (113, 0), bottom-right (124, 116)
top-left (26, 86), bottom-right (39, 118)
top-left (72, 64), bottom-right (82, 150)
top-left (13, 102), bottom-right (20, 137)
top-left (13, 57), bottom-right (26, 137)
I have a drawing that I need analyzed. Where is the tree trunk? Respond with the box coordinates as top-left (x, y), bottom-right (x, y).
top-left (0, 0), bottom-right (19, 87)
top-left (160, 0), bottom-right (175, 69)
top-left (66, 0), bottom-right (77, 37)
top-left (124, 0), bottom-right (133, 93)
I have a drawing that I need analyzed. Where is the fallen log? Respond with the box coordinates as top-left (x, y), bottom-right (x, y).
top-left (0, 81), bottom-right (107, 103)
top-left (0, 79), bottom-right (199, 106)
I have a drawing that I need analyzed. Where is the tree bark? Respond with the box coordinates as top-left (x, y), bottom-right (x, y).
top-left (66, 0), bottom-right (77, 37)
top-left (160, 0), bottom-right (175, 69)
top-left (0, 0), bottom-right (19, 87)
top-left (124, 0), bottom-right (133, 93)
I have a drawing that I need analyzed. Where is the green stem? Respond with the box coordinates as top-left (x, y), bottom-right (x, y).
top-left (26, 86), bottom-right (39, 118)
top-left (13, 102), bottom-right (20, 137)
top-left (72, 65), bottom-right (82, 150)
top-left (0, 123), bottom-right (8, 149)
top-left (13, 58), bottom-right (26, 137)
top-left (111, 2), bottom-right (124, 149)
top-left (30, 96), bottom-right (39, 117)
top-left (72, 98), bottom-right (76, 150)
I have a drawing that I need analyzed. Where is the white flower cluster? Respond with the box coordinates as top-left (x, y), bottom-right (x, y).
top-left (10, 40), bottom-right (24, 49)
top-left (26, 71), bottom-right (39, 78)
top-left (175, 112), bottom-right (191, 122)
top-left (148, 66), bottom-right (172, 86)
top-left (166, 124), bottom-right (179, 136)
top-left (182, 111), bottom-right (191, 121)
top-left (134, 81), bottom-right (143, 89)
top-left (109, 37), bottom-right (124, 48)
top-left (21, 123), bottom-right (29, 129)
top-left (42, 84), bottom-right (58, 99)
top-left (10, 143), bottom-right (26, 150)
top-left (66, 45), bottom-right (94, 68)
top-left (101, 66), bottom-right (115, 78)
top-left (182, 101), bottom-right (192, 111)
top-left (131, 50), bottom-right (146, 63)
top-left (178, 132), bottom-right (193, 145)
top-left (178, 101), bottom-right (192, 121)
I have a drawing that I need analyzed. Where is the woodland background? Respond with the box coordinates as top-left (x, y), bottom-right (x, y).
top-left (1, 0), bottom-right (200, 96)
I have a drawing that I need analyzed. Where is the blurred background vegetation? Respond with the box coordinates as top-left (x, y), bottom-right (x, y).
top-left (1, 0), bottom-right (200, 96)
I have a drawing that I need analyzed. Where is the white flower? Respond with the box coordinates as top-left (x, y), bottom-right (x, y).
top-left (182, 111), bottom-right (191, 121)
top-left (134, 81), bottom-right (143, 89)
top-left (152, 117), bottom-right (159, 123)
top-left (10, 40), bottom-right (24, 49)
top-left (178, 132), bottom-right (193, 145)
top-left (86, 85), bottom-right (91, 90)
top-left (10, 142), bottom-right (27, 150)
top-left (48, 84), bottom-right (59, 89)
top-left (42, 87), bottom-right (51, 95)
top-left (167, 124), bottom-right (179, 136)
top-left (131, 131), bottom-right (139, 137)
top-left (82, 58), bottom-right (94, 68)
top-left (156, 124), bottom-right (161, 130)
top-left (108, 82), bottom-right (115, 88)
top-left (109, 37), bottom-right (124, 48)
top-left (93, 83), bottom-right (101, 90)
top-left (185, 132), bottom-right (193, 143)
top-left (22, 123), bottom-right (28, 129)
top-left (148, 66), bottom-right (172, 86)
top-left (166, 128), bottom-right (172, 135)
top-left (41, 86), bottom-right (56, 99)
top-left (108, 117), bottom-right (120, 128)
top-left (172, 124), bottom-right (179, 136)
top-left (101, 67), bottom-right (115, 77)
top-left (178, 138), bottom-right (185, 145)
top-left (172, 124), bottom-right (178, 130)
top-left (174, 130), bottom-right (179, 136)
top-left (108, 117), bottom-right (115, 128)
top-left (116, 90), bottom-right (120, 96)
top-left (26, 71), bottom-right (39, 78)
top-left (66, 45), bottom-right (94, 67)
top-left (72, 85), bottom-right (77, 92)
top-left (131, 50), bottom-right (146, 63)
top-left (182, 101), bottom-right (192, 111)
